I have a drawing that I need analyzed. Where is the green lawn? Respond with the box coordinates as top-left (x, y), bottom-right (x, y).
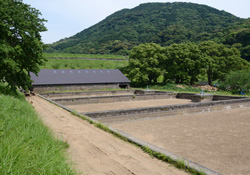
top-left (44, 53), bottom-right (127, 59)
top-left (40, 58), bottom-right (128, 69)
top-left (0, 85), bottom-right (76, 174)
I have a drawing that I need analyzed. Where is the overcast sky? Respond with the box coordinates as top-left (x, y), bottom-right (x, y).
top-left (22, 0), bottom-right (250, 44)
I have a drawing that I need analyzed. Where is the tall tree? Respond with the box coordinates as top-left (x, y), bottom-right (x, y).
top-left (0, 0), bottom-right (47, 91)
top-left (127, 43), bottom-right (164, 83)
top-left (199, 41), bottom-right (249, 85)
top-left (163, 43), bottom-right (203, 85)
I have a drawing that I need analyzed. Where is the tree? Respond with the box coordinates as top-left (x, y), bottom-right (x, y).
top-left (199, 41), bottom-right (249, 85)
top-left (127, 43), bottom-right (164, 83)
top-left (163, 43), bottom-right (203, 85)
top-left (220, 69), bottom-right (250, 94)
top-left (0, 0), bottom-right (47, 91)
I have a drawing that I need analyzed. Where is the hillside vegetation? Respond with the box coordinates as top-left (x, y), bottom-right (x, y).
top-left (44, 53), bottom-right (127, 59)
top-left (46, 2), bottom-right (243, 55)
top-left (221, 18), bottom-right (250, 61)
top-left (41, 58), bottom-right (128, 69)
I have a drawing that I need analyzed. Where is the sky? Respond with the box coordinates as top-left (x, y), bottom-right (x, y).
top-left (22, 0), bottom-right (250, 44)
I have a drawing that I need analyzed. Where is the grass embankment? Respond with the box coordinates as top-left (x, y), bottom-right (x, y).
top-left (0, 85), bottom-right (76, 174)
top-left (44, 53), bottom-right (127, 59)
top-left (40, 59), bottom-right (128, 70)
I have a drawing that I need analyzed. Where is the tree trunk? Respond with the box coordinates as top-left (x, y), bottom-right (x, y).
top-left (207, 67), bottom-right (212, 85)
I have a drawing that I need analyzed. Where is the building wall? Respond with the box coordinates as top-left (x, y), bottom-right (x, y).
top-left (32, 83), bottom-right (127, 93)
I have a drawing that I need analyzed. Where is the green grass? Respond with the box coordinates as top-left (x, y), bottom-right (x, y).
top-left (44, 53), bottom-right (127, 59)
top-left (0, 84), bottom-right (76, 175)
top-left (134, 83), bottom-right (250, 97)
top-left (40, 58), bottom-right (128, 69)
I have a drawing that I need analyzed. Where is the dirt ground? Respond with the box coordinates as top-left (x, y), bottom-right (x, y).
top-left (110, 107), bottom-right (250, 175)
top-left (66, 98), bottom-right (191, 113)
top-left (27, 95), bottom-right (187, 175)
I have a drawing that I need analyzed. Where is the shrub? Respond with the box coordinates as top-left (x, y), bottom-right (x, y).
top-left (220, 69), bottom-right (250, 94)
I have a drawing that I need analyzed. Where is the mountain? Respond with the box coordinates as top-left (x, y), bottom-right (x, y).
top-left (221, 18), bottom-right (250, 61)
top-left (46, 2), bottom-right (243, 55)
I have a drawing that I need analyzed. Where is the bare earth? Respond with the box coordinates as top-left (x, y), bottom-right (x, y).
top-left (66, 98), bottom-right (191, 113)
top-left (110, 108), bottom-right (250, 175)
top-left (27, 96), bottom-right (187, 175)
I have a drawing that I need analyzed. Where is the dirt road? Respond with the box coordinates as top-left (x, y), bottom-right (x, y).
top-left (27, 95), bottom-right (187, 175)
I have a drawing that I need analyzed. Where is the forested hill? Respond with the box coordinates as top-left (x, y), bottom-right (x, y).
top-left (46, 2), bottom-right (243, 55)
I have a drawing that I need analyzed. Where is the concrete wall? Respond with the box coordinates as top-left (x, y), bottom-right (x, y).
top-left (176, 93), bottom-right (195, 99)
top-left (85, 98), bottom-right (250, 119)
top-left (54, 93), bottom-right (176, 105)
top-left (32, 83), bottom-right (122, 93)
top-left (42, 90), bottom-right (134, 98)
top-left (212, 95), bottom-right (245, 101)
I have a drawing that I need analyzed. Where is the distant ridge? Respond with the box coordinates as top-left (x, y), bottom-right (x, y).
top-left (46, 2), bottom-right (243, 55)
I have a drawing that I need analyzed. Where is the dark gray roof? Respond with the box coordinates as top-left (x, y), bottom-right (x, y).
top-left (30, 69), bottom-right (130, 86)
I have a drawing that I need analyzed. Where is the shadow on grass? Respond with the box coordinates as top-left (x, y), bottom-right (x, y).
top-left (0, 84), bottom-right (24, 100)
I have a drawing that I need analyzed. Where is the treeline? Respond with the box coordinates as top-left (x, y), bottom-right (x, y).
top-left (124, 41), bottom-right (250, 86)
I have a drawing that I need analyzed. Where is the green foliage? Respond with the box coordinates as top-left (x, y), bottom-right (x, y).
top-left (220, 69), bottom-right (250, 94)
top-left (199, 41), bottom-right (249, 85)
top-left (0, 85), bottom-right (76, 174)
top-left (127, 43), bottom-right (164, 83)
top-left (0, 0), bottom-right (47, 91)
top-left (127, 42), bottom-right (249, 85)
top-left (139, 83), bottom-right (207, 93)
top-left (163, 43), bottom-right (203, 85)
top-left (46, 2), bottom-right (242, 55)
top-left (221, 18), bottom-right (250, 61)
top-left (41, 59), bottom-right (128, 69)
top-left (44, 53), bottom-right (126, 59)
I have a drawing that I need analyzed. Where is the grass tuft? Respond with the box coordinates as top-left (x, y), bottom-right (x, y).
top-left (0, 84), bottom-right (76, 174)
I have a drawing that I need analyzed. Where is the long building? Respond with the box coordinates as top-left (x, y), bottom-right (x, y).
top-left (30, 69), bottom-right (130, 93)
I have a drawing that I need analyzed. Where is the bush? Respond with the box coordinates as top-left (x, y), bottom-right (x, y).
top-left (220, 69), bottom-right (250, 94)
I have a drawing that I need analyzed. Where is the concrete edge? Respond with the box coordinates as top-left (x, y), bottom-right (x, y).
top-left (41, 89), bottom-right (135, 96)
top-left (37, 94), bottom-right (221, 175)
top-left (109, 127), bottom-right (222, 175)
top-left (84, 97), bottom-right (250, 117)
top-left (37, 94), bottom-right (99, 123)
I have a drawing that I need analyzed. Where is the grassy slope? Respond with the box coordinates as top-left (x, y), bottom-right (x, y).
top-left (44, 53), bottom-right (127, 59)
top-left (40, 58), bottom-right (128, 69)
top-left (0, 85), bottom-right (76, 174)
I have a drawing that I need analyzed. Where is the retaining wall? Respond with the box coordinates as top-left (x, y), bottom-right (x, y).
top-left (54, 93), bottom-right (176, 105)
top-left (42, 90), bottom-right (134, 98)
top-left (84, 97), bottom-right (250, 119)
top-left (212, 95), bottom-right (245, 101)
top-left (33, 83), bottom-right (121, 93)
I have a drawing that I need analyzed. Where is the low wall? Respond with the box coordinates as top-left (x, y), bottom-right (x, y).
top-left (33, 84), bottom-right (121, 93)
top-left (212, 95), bottom-right (245, 101)
top-left (54, 93), bottom-right (176, 105)
top-left (176, 93), bottom-right (195, 99)
top-left (46, 91), bottom-right (248, 106)
top-left (84, 98), bottom-right (250, 119)
top-left (42, 90), bottom-right (134, 98)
